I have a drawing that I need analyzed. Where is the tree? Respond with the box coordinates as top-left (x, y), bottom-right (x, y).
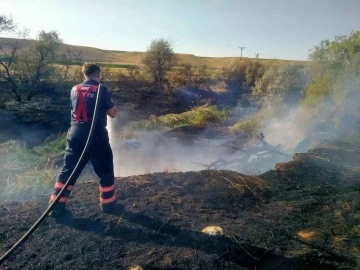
top-left (304, 31), bottom-right (360, 105)
top-left (301, 32), bottom-right (360, 136)
top-left (142, 38), bottom-right (177, 86)
top-left (0, 26), bottom-right (28, 101)
top-left (12, 31), bottom-right (63, 100)
top-left (0, 25), bottom-right (82, 101)
top-left (0, 15), bottom-right (15, 33)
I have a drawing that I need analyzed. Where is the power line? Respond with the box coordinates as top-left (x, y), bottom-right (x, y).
top-left (255, 53), bottom-right (261, 58)
top-left (238, 46), bottom-right (246, 57)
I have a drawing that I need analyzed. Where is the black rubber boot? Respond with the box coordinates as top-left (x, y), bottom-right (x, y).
top-left (100, 201), bottom-right (116, 214)
top-left (48, 202), bottom-right (66, 217)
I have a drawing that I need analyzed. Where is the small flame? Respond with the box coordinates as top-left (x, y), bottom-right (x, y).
top-left (297, 230), bottom-right (316, 239)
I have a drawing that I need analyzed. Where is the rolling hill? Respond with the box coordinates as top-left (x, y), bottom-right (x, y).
top-left (0, 37), bottom-right (306, 68)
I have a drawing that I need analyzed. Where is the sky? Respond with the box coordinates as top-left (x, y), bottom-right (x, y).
top-left (1, 0), bottom-right (360, 60)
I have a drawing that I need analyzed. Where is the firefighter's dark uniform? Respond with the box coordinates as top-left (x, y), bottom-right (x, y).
top-left (49, 79), bottom-right (116, 213)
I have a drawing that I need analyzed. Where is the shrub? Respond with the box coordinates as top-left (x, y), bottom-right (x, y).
top-left (244, 61), bottom-right (265, 87)
top-left (304, 31), bottom-right (360, 106)
top-left (101, 66), bottom-right (148, 91)
top-left (168, 64), bottom-right (210, 88)
top-left (221, 61), bottom-right (248, 89)
top-left (252, 65), bottom-right (308, 106)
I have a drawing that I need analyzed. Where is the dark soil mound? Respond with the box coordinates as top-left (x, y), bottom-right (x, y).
top-left (0, 139), bottom-right (359, 269)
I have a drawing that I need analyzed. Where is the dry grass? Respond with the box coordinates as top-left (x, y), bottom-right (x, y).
top-left (0, 37), bottom-right (307, 69)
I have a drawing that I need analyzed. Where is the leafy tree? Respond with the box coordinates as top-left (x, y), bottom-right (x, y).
top-left (0, 25), bottom-right (81, 101)
top-left (142, 38), bottom-right (177, 86)
top-left (13, 31), bottom-right (63, 100)
top-left (304, 31), bottom-right (360, 105)
top-left (303, 31), bottom-right (360, 136)
top-left (0, 28), bottom-right (28, 102)
top-left (0, 15), bottom-right (15, 33)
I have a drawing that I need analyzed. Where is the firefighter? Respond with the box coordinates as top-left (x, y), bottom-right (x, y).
top-left (49, 63), bottom-right (118, 217)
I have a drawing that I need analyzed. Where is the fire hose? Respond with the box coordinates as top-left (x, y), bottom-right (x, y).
top-left (0, 84), bottom-right (103, 265)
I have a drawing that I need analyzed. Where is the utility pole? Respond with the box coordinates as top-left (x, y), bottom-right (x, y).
top-left (255, 53), bottom-right (261, 58)
top-left (238, 46), bottom-right (246, 57)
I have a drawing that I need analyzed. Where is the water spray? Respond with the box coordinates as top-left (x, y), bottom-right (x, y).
top-left (106, 114), bottom-right (122, 176)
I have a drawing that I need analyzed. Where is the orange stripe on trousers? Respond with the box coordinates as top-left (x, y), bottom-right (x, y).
top-left (55, 182), bottom-right (74, 190)
top-left (99, 185), bottom-right (114, 192)
top-left (100, 195), bottom-right (116, 204)
top-left (50, 194), bottom-right (68, 203)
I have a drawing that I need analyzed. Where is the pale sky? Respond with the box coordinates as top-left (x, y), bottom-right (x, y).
top-left (1, 0), bottom-right (359, 60)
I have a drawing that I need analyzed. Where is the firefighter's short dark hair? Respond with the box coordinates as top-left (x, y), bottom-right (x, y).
top-left (82, 63), bottom-right (101, 77)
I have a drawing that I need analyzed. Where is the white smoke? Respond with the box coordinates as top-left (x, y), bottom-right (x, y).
top-left (109, 130), bottom-right (227, 177)
top-left (261, 107), bottom-right (308, 151)
top-left (106, 111), bottom-right (293, 178)
top-left (106, 90), bottom-right (360, 178)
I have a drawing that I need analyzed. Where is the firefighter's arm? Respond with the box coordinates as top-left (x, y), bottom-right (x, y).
top-left (107, 106), bottom-right (118, 118)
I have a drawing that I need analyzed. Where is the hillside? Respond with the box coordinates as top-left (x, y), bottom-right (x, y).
top-left (0, 37), bottom-right (306, 68)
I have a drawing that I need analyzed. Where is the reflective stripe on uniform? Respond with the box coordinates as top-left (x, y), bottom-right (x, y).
top-left (55, 182), bottom-right (74, 191)
top-left (50, 194), bottom-right (68, 203)
top-left (99, 185), bottom-right (115, 192)
top-left (75, 84), bottom-right (98, 122)
top-left (100, 195), bottom-right (116, 204)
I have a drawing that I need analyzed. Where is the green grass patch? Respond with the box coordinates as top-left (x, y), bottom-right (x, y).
top-left (31, 133), bottom-right (67, 160)
top-left (0, 55), bottom-right (10, 62)
top-left (0, 133), bottom-right (66, 202)
top-left (99, 49), bottom-right (127, 54)
top-left (230, 110), bottom-right (268, 137)
top-left (97, 63), bottom-right (136, 69)
top-left (125, 105), bottom-right (231, 134)
top-left (53, 60), bottom-right (136, 69)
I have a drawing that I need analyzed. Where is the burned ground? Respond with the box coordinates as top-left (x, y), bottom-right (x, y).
top-left (0, 139), bottom-right (359, 270)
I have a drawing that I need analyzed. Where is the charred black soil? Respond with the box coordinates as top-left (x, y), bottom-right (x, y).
top-left (0, 139), bottom-right (359, 270)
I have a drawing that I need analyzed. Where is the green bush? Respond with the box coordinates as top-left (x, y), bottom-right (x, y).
top-left (168, 64), bottom-right (211, 88)
top-left (252, 65), bottom-right (308, 106)
top-left (245, 61), bottom-right (265, 87)
top-left (304, 31), bottom-right (360, 106)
